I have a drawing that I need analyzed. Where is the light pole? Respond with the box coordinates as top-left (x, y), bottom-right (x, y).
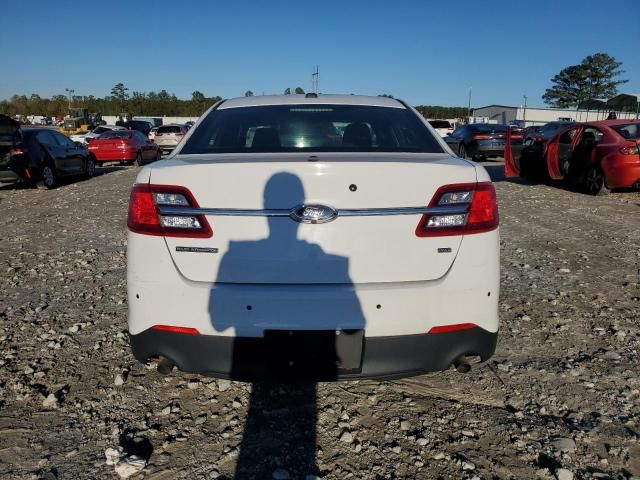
top-left (64, 88), bottom-right (74, 111)
top-left (523, 95), bottom-right (528, 126)
top-left (467, 87), bottom-right (472, 119)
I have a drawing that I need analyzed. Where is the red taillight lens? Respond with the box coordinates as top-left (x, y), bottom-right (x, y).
top-left (472, 134), bottom-right (491, 140)
top-left (11, 146), bottom-right (27, 155)
top-left (152, 325), bottom-right (200, 335)
top-left (428, 323), bottom-right (477, 334)
top-left (415, 182), bottom-right (499, 237)
top-left (127, 184), bottom-right (212, 238)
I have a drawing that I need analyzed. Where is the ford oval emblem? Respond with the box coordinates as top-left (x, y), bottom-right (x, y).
top-left (289, 204), bottom-right (338, 224)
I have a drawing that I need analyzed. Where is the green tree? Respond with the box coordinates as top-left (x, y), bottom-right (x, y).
top-left (192, 91), bottom-right (206, 102)
top-left (543, 53), bottom-right (627, 108)
top-left (110, 82), bottom-right (129, 101)
top-left (284, 88), bottom-right (292, 95)
top-left (295, 87), bottom-right (305, 94)
top-left (378, 94), bottom-right (394, 98)
top-left (244, 90), bottom-right (254, 97)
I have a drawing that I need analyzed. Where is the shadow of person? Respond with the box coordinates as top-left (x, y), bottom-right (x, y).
top-left (208, 172), bottom-right (365, 479)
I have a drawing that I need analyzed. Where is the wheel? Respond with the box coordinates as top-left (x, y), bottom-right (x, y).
top-left (41, 163), bottom-right (58, 189)
top-left (583, 166), bottom-right (610, 196)
top-left (458, 143), bottom-right (468, 159)
top-left (85, 156), bottom-right (96, 178)
top-left (155, 150), bottom-right (161, 162)
top-left (136, 151), bottom-right (143, 166)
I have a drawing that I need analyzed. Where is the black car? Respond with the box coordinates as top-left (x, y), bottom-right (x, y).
top-left (115, 119), bottom-right (153, 136)
top-left (0, 115), bottom-right (96, 189)
top-left (444, 123), bottom-right (521, 160)
top-left (524, 121), bottom-right (575, 144)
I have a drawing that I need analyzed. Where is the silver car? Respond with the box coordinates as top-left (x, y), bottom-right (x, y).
top-left (154, 124), bottom-right (188, 153)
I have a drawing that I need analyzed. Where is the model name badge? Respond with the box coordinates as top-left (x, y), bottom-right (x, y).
top-left (175, 247), bottom-right (218, 253)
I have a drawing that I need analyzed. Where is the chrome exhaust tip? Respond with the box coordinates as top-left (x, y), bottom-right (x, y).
top-left (453, 356), bottom-right (472, 374)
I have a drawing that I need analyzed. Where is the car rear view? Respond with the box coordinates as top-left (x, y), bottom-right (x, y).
top-left (154, 124), bottom-right (186, 154)
top-left (127, 95), bottom-right (500, 381)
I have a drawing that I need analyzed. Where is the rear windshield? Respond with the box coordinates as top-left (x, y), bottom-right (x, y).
top-left (158, 125), bottom-right (183, 134)
top-left (471, 124), bottom-right (508, 132)
top-left (429, 120), bottom-right (452, 129)
top-left (181, 104), bottom-right (444, 154)
top-left (611, 123), bottom-right (640, 140)
top-left (98, 131), bottom-right (131, 139)
top-left (93, 126), bottom-right (110, 134)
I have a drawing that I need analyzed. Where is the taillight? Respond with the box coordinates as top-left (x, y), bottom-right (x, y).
top-left (415, 182), bottom-right (499, 237)
top-left (619, 145), bottom-right (640, 155)
top-left (11, 146), bottom-right (27, 155)
top-left (472, 134), bottom-right (491, 140)
top-left (127, 184), bottom-right (212, 238)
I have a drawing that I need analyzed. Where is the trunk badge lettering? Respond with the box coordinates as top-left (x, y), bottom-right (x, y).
top-left (176, 247), bottom-right (218, 253)
top-left (289, 204), bottom-right (338, 224)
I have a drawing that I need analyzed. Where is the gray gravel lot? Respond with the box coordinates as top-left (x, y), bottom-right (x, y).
top-left (0, 162), bottom-right (639, 480)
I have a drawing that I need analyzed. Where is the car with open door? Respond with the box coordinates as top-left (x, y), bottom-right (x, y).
top-left (1, 120), bottom-right (96, 189)
top-left (505, 120), bottom-right (640, 195)
top-left (126, 94), bottom-right (500, 381)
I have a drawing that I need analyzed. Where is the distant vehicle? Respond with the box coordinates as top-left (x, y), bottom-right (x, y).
top-left (88, 130), bottom-right (160, 165)
top-left (428, 120), bottom-right (454, 137)
top-left (153, 124), bottom-right (188, 154)
top-left (445, 123), bottom-right (522, 160)
top-left (115, 119), bottom-right (153, 136)
top-left (126, 94), bottom-right (500, 381)
top-left (1, 115), bottom-right (96, 188)
top-left (184, 121), bottom-right (195, 130)
top-left (70, 125), bottom-right (127, 145)
top-left (524, 121), bottom-right (575, 145)
top-left (149, 127), bottom-right (159, 141)
top-left (506, 120), bottom-right (640, 195)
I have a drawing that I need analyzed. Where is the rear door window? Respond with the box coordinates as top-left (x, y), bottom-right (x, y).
top-left (158, 126), bottom-right (183, 134)
top-left (612, 123), bottom-right (640, 140)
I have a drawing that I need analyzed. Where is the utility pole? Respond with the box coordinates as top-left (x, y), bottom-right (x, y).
top-left (523, 95), bottom-right (528, 126)
top-left (312, 66), bottom-right (319, 93)
top-left (64, 88), bottom-right (74, 111)
top-left (467, 87), bottom-right (472, 119)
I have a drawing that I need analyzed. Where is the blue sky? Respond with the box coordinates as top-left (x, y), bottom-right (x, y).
top-left (2, 0), bottom-right (638, 108)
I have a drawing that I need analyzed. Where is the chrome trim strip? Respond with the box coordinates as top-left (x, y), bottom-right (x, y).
top-left (158, 205), bottom-right (469, 217)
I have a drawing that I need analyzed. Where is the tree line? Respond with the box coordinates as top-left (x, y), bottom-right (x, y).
top-left (0, 86), bottom-right (468, 120)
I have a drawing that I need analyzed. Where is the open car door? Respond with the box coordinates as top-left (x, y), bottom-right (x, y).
top-left (504, 127), bottom-right (524, 177)
top-left (547, 125), bottom-right (583, 180)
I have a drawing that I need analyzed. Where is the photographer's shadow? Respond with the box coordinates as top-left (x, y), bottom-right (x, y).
top-left (208, 172), bottom-right (365, 479)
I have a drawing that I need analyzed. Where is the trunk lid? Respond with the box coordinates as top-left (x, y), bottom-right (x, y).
top-left (149, 153), bottom-right (477, 284)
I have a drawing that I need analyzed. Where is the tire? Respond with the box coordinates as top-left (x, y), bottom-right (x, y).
top-left (155, 150), bottom-right (161, 162)
top-left (583, 166), bottom-right (610, 196)
top-left (458, 143), bottom-right (468, 159)
top-left (136, 151), bottom-right (143, 166)
top-left (41, 163), bottom-right (58, 189)
top-left (85, 156), bottom-right (96, 178)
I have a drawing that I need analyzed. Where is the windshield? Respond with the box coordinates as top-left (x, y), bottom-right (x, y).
top-left (471, 124), bottom-right (508, 132)
top-left (429, 120), bottom-right (452, 129)
top-left (181, 104), bottom-right (444, 154)
top-left (611, 122), bottom-right (640, 140)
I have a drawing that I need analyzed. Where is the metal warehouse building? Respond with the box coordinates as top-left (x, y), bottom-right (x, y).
top-left (472, 102), bottom-right (638, 127)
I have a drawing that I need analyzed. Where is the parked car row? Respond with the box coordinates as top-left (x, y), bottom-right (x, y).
top-left (444, 123), bottom-right (523, 160)
top-left (506, 119), bottom-right (640, 195)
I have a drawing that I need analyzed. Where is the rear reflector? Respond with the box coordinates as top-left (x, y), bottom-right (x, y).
top-left (152, 325), bottom-right (200, 335)
top-left (428, 323), bottom-right (477, 334)
top-left (127, 184), bottom-right (212, 238)
top-left (416, 182), bottom-right (499, 237)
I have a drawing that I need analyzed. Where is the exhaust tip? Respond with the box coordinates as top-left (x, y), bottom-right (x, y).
top-left (453, 356), bottom-right (472, 374)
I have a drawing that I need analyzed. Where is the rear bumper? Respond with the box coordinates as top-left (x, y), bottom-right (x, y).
top-left (604, 162), bottom-right (640, 189)
top-left (129, 326), bottom-right (498, 381)
top-left (91, 150), bottom-right (136, 162)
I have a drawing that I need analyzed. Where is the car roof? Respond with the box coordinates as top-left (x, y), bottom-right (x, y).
top-left (218, 94), bottom-right (405, 109)
top-left (585, 119), bottom-right (640, 126)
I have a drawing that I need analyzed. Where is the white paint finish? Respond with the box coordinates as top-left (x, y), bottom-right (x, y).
top-left (148, 155), bottom-right (475, 283)
top-left (127, 229), bottom-right (499, 337)
top-left (219, 94), bottom-right (404, 110)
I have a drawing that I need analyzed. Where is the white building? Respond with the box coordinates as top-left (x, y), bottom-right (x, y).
top-left (471, 104), bottom-right (638, 127)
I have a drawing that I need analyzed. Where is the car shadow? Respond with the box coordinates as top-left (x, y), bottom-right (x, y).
top-left (208, 172), bottom-right (366, 479)
top-left (481, 162), bottom-right (543, 186)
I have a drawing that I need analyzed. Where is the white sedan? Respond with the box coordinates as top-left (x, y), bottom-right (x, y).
top-left (126, 94), bottom-right (500, 381)
top-left (70, 125), bottom-right (126, 144)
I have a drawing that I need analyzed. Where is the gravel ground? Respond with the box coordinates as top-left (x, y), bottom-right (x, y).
top-left (0, 162), bottom-right (638, 480)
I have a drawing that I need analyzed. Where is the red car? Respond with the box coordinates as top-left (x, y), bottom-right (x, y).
top-left (505, 120), bottom-right (640, 195)
top-left (88, 130), bottom-right (160, 166)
